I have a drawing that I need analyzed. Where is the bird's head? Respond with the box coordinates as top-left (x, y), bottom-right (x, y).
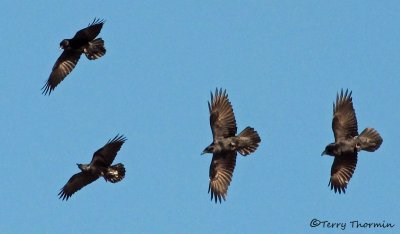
top-left (77, 163), bottom-right (89, 171)
top-left (201, 145), bottom-right (214, 155)
top-left (321, 144), bottom-right (335, 156)
top-left (59, 39), bottom-right (69, 49)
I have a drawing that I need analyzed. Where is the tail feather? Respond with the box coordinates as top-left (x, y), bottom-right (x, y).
top-left (357, 128), bottom-right (383, 152)
top-left (84, 38), bottom-right (106, 60)
top-left (104, 163), bottom-right (125, 183)
top-left (236, 127), bottom-right (261, 156)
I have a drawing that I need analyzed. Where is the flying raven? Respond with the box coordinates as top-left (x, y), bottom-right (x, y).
top-left (202, 88), bottom-right (261, 203)
top-left (59, 135), bottom-right (126, 201)
top-left (322, 89), bottom-right (383, 194)
top-left (42, 18), bottom-right (106, 95)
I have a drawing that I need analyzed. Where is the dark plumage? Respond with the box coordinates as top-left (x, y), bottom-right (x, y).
top-left (202, 88), bottom-right (261, 203)
top-left (42, 18), bottom-right (106, 95)
top-left (59, 135), bottom-right (126, 201)
top-left (322, 89), bottom-right (383, 194)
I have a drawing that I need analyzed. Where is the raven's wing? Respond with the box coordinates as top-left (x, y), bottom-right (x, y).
top-left (329, 153), bottom-right (358, 194)
top-left (42, 49), bottom-right (82, 95)
top-left (332, 89), bottom-right (358, 142)
top-left (58, 172), bottom-right (99, 201)
top-left (209, 88), bottom-right (237, 140)
top-left (91, 135), bottom-right (126, 167)
top-left (208, 151), bottom-right (237, 203)
top-left (73, 18), bottom-right (105, 42)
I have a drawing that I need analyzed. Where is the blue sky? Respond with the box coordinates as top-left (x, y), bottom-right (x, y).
top-left (1, 1), bottom-right (399, 233)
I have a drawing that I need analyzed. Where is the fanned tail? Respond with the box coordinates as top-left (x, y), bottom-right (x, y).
top-left (357, 128), bottom-right (383, 152)
top-left (236, 127), bottom-right (261, 156)
top-left (84, 38), bottom-right (106, 60)
top-left (104, 163), bottom-right (125, 183)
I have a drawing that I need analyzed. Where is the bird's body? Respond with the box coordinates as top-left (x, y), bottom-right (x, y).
top-left (42, 18), bottom-right (106, 95)
top-left (58, 135), bottom-right (126, 201)
top-left (322, 89), bottom-right (382, 194)
top-left (203, 88), bottom-right (261, 203)
top-left (206, 137), bottom-right (236, 153)
top-left (204, 127), bottom-right (260, 156)
top-left (76, 162), bottom-right (125, 183)
top-left (323, 139), bottom-right (358, 157)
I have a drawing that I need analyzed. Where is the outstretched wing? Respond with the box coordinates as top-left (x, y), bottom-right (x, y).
top-left (73, 18), bottom-right (105, 42)
top-left (332, 89), bottom-right (358, 142)
top-left (91, 134), bottom-right (127, 167)
top-left (329, 153), bottom-right (358, 194)
top-left (42, 49), bottom-right (82, 95)
top-left (209, 88), bottom-right (237, 140)
top-left (58, 172), bottom-right (99, 201)
top-left (208, 151), bottom-right (237, 203)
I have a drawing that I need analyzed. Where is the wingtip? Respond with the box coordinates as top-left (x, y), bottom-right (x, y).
top-left (211, 87), bottom-right (228, 98)
top-left (110, 134), bottom-right (127, 143)
top-left (208, 186), bottom-right (226, 204)
top-left (58, 189), bottom-right (69, 201)
top-left (210, 193), bottom-right (224, 204)
top-left (90, 17), bottom-right (106, 26)
top-left (41, 82), bottom-right (53, 96)
top-left (328, 181), bottom-right (346, 194)
top-left (338, 88), bottom-right (352, 99)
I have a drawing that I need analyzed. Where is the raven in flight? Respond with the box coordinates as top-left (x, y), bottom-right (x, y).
top-left (59, 135), bottom-right (126, 201)
top-left (202, 88), bottom-right (261, 203)
top-left (42, 18), bottom-right (106, 95)
top-left (322, 89), bottom-right (383, 194)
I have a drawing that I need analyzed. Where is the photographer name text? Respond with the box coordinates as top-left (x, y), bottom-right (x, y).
top-left (310, 218), bottom-right (395, 230)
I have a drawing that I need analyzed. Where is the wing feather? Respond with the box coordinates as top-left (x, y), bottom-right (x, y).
top-left (329, 153), bottom-right (358, 194)
top-left (208, 151), bottom-right (237, 203)
top-left (42, 49), bottom-right (81, 95)
top-left (209, 88), bottom-right (237, 140)
top-left (332, 89), bottom-right (358, 141)
top-left (73, 18), bottom-right (105, 42)
top-left (58, 172), bottom-right (99, 201)
top-left (91, 134), bottom-right (126, 167)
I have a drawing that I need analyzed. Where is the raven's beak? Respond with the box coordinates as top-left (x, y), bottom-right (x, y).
top-left (321, 150), bottom-right (326, 156)
top-left (201, 150), bottom-right (207, 155)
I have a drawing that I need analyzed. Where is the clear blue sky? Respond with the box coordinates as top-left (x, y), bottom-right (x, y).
top-left (1, 1), bottom-right (399, 233)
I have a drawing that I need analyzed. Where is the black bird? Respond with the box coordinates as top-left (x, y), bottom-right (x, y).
top-left (202, 88), bottom-right (261, 203)
top-left (322, 89), bottom-right (383, 194)
top-left (42, 18), bottom-right (106, 95)
top-left (59, 135), bottom-right (126, 201)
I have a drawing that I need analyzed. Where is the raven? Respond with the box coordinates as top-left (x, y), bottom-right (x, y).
top-left (59, 135), bottom-right (126, 201)
top-left (202, 88), bottom-right (261, 203)
top-left (42, 18), bottom-right (106, 95)
top-left (322, 89), bottom-right (383, 194)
